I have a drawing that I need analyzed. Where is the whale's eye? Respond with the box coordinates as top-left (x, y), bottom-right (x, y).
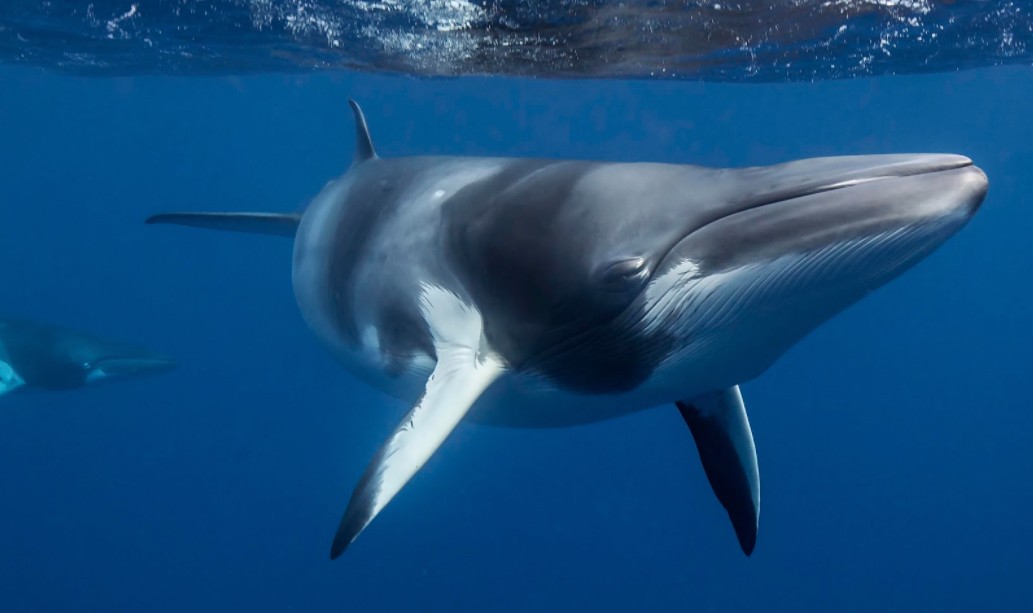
top-left (598, 257), bottom-right (649, 291)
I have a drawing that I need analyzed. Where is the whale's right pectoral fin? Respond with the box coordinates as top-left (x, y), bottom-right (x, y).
top-left (676, 385), bottom-right (760, 556)
top-left (330, 285), bottom-right (504, 559)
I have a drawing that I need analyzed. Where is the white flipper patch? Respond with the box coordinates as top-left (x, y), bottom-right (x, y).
top-left (330, 284), bottom-right (505, 558)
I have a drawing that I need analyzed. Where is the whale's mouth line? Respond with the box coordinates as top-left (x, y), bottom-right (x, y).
top-left (779, 158), bottom-right (973, 200)
top-left (648, 158), bottom-right (977, 282)
top-left (698, 158), bottom-right (975, 237)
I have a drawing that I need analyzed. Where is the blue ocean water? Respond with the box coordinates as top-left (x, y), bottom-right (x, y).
top-left (1, 17), bottom-right (1032, 613)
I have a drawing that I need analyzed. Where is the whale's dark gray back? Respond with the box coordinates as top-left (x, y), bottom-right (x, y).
top-left (438, 159), bottom-right (677, 391)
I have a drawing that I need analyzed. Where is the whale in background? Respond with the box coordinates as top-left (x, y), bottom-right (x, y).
top-left (147, 100), bottom-right (988, 559)
top-left (0, 318), bottom-right (176, 396)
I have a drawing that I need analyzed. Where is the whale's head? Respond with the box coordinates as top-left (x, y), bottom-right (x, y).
top-left (449, 154), bottom-right (987, 394)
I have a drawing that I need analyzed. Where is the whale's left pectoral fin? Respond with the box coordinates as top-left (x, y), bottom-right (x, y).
top-left (676, 385), bottom-right (760, 556)
top-left (331, 286), bottom-right (504, 559)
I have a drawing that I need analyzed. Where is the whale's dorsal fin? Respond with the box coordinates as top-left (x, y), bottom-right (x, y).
top-left (348, 99), bottom-right (377, 164)
top-left (677, 385), bottom-right (760, 556)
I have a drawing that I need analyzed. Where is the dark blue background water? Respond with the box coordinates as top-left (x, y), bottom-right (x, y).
top-left (0, 66), bottom-right (1030, 611)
